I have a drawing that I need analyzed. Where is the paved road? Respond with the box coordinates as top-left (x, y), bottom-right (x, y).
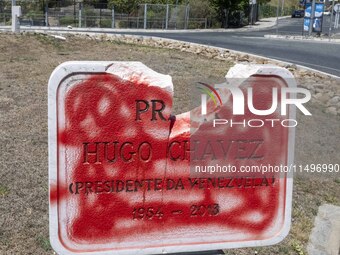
top-left (266, 15), bottom-right (340, 35)
top-left (108, 18), bottom-right (340, 76)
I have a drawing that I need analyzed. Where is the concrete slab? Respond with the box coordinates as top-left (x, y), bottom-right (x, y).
top-left (307, 204), bottom-right (340, 255)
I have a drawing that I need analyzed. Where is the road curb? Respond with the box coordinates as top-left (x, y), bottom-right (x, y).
top-left (307, 204), bottom-right (340, 255)
top-left (264, 34), bottom-right (340, 44)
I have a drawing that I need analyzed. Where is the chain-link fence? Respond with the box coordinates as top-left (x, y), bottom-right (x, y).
top-left (47, 4), bottom-right (114, 28)
top-left (6, 1), bottom-right (337, 33)
top-left (258, 4), bottom-right (295, 19)
top-left (0, 0), bottom-right (46, 26)
top-left (136, 4), bottom-right (206, 30)
top-left (0, 1), bottom-right (207, 29)
top-left (0, 0), bottom-right (11, 25)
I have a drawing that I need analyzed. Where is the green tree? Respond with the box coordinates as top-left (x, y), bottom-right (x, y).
top-left (258, 0), bottom-right (271, 3)
top-left (107, 0), bottom-right (139, 13)
top-left (147, 0), bottom-right (184, 4)
top-left (188, 0), bottom-right (215, 18)
top-left (211, 0), bottom-right (246, 12)
top-left (107, 0), bottom-right (185, 14)
top-left (210, 0), bottom-right (249, 27)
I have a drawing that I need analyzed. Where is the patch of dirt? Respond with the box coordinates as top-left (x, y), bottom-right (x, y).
top-left (0, 32), bottom-right (339, 255)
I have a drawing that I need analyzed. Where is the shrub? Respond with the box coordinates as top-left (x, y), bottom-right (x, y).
top-left (59, 16), bottom-right (76, 26)
top-left (100, 18), bottom-right (112, 28)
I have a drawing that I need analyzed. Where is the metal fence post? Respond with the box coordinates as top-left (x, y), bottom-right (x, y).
top-left (73, 0), bottom-right (76, 25)
top-left (165, 4), bottom-right (169, 29)
top-left (276, 0), bottom-right (279, 35)
top-left (144, 4), bottom-right (147, 29)
top-left (112, 6), bottom-right (115, 28)
top-left (250, 1), bottom-right (254, 25)
top-left (78, 2), bottom-right (82, 28)
top-left (99, 7), bottom-right (102, 28)
top-left (175, 0), bottom-right (178, 29)
top-left (45, 0), bottom-right (48, 27)
top-left (185, 4), bottom-right (190, 29)
top-left (328, 0), bottom-right (335, 40)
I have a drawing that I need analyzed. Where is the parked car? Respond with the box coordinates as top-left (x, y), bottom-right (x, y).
top-left (292, 10), bottom-right (305, 18)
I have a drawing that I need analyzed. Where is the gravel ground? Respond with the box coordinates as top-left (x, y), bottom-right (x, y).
top-left (0, 32), bottom-right (339, 255)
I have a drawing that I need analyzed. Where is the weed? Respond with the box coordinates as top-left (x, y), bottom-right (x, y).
top-left (292, 241), bottom-right (305, 255)
top-left (34, 33), bottom-right (64, 50)
top-left (0, 185), bottom-right (9, 196)
top-left (36, 236), bottom-right (51, 251)
top-left (278, 246), bottom-right (290, 253)
top-left (324, 194), bottom-right (338, 204)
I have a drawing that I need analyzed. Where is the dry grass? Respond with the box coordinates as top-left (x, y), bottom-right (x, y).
top-left (0, 32), bottom-right (339, 255)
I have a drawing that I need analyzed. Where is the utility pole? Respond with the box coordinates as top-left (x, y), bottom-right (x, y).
top-left (308, 0), bottom-right (316, 35)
